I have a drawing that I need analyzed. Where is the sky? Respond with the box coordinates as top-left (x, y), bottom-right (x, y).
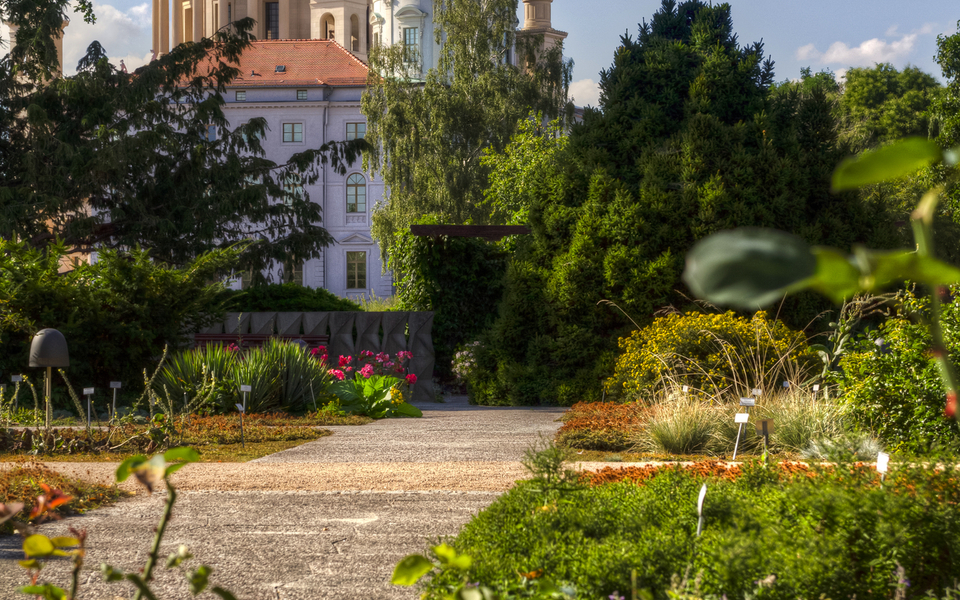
top-left (2, 0), bottom-right (959, 108)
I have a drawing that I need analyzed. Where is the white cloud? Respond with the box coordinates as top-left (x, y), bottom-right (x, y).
top-left (795, 29), bottom-right (927, 68)
top-left (570, 78), bottom-right (600, 108)
top-left (63, 1), bottom-right (152, 73)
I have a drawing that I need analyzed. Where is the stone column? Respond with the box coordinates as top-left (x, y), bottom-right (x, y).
top-left (278, 0), bottom-right (290, 39)
top-left (173, 0), bottom-right (182, 47)
top-left (354, 313), bottom-right (382, 356)
top-left (328, 312), bottom-right (357, 367)
top-left (218, 0), bottom-right (228, 32)
top-left (193, 0), bottom-right (204, 42)
top-left (160, 0), bottom-right (170, 53)
top-left (153, 0), bottom-right (161, 56)
top-left (380, 312), bottom-right (408, 356)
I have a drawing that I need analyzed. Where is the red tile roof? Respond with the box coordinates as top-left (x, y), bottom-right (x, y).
top-left (203, 39), bottom-right (369, 88)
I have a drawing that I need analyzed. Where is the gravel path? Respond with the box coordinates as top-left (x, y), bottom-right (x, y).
top-left (0, 396), bottom-right (570, 599)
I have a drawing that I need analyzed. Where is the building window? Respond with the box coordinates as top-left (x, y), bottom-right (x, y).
top-left (282, 122), bottom-right (303, 143)
top-left (202, 124), bottom-right (216, 141)
top-left (282, 174), bottom-right (303, 205)
top-left (214, 2), bottom-right (219, 29)
top-left (283, 260), bottom-right (303, 285)
top-left (265, 1), bottom-right (279, 39)
top-left (346, 173), bottom-right (366, 212)
top-left (346, 251), bottom-right (366, 289)
top-left (297, 89), bottom-right (307, 100)
top-left (227, 2), bottom-right (231, 22)
top-left (235, 90), bottom-right (246, 101)
top-left (346, 122), bottom-right (366, 140)
top-left (402, 27), bottom-right (418, 62)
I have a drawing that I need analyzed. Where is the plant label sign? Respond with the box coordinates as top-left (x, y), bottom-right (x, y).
top-left (682, 385), bottom-right (689, 393)
top-left (735, 412), bottom-right (749, 424)
top-left (696, 484), bottom-right (707, 537)
top-left (240, 385), bottom-right (252, 393)
top-left (752, 388), bottom-right (762, 397)
top-left (11, 375), bottom-right (22, 383)
top-left (83, 387), bottom-right (94, 396)
top-left (754, 419), bottom-right (775, 437)
top-left (782, 381), bottom-right (790, 388)
top-left (235, 403), bottom-right (245, 413)
top-left (876, 452), bottom-right (890, 474)
top-left (739, 398), bottom-right (756, 407)
top-left (110, 381), bottom-right (122, 389)
top-left (813, 384), bottom-right (820, 392)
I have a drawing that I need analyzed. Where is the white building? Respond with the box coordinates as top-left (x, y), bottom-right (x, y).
top-left (151, 0), bottom-right (566, 300)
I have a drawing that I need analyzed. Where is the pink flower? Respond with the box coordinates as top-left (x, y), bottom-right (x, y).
top-left (360, 364), bottom-right (374, 379)
top-left (360, 350), bottom-right (374, 359)
top-left (395, 365), bottom-right (405, 373)
top-left (339, 355), bottom-right (353, 368)
top-left (384, 361), bottom-right (395, 369)
top-left (405, 374), bottom-right (418, 385)
top-left (328, 369), bottom-right (345, 381)
top-left (397, 351), bottom-right (413, 360)
top-left (310, 347), bottom-right (319, 356)
top-left (320, 354), bottom-right (328, 364)
top-left (375, 352), bottom-right (389, 363)
top-left (345, 367), bottom-right (353, 372)
top-left (316, 345), bottom-right (327, 354)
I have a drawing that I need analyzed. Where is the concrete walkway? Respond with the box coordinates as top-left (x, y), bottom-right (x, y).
top-left (0, 397), bottom-right (567, 599)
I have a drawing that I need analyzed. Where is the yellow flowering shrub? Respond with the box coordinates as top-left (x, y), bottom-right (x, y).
top-left (604, 311), bottom-right (813, 402)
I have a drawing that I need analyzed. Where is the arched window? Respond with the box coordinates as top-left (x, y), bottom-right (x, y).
top-left (320, 13), bottom-right (335, 40)
top-left (346, 173), bottom-right (366, 213)
top-left (350, 14), bottom-right (360, 51)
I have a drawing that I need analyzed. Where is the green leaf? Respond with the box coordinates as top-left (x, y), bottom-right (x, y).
top-left (396, 402), bottom-right (424, 418)
top-left (433, 543), bottom-right (472, 570)
top-left (23, 534), bottom-right (55, 557)
top-left (49, 537), bottom-right (79, 548)
top-left (808, 247), bottom-right (861, 302)
top-left (163, 447), bottom-right (200, 464)
top-left (456, 588), bottom-right (484, 600)
top-left (134, 454), bottom-right (168, 493)
top-left (101, 564), bottom-right (125, 582)
top-left (19, 584), bottom-right (67, 600)
top-left (211, 586), bottom-right (240, 600)
top-left (683, 228), bottom-right (816, 309)
top-left (188, 564), bottom-right (212, 594)
top-left (18, 559), bottom-right (40, 569)
top-left (116, 455), bottom-right (147, 483)
top-left (391, 554), bottom-right (434, 585)
top-left (126, 574), bottom-right (160, 600)
top-left (832, 137), bottom-right (941, 190)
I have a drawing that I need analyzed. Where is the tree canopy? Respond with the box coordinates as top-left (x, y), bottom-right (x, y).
top-left (361, 0), bottom-right (572, 259)
top-left (0, 12), bottom-right (365, 274)
top-left (469, 0), bottom-right (895, 406)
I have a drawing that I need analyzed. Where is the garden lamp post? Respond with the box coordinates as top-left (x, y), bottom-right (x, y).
top-left (29, 329), bottom-right (69, 429)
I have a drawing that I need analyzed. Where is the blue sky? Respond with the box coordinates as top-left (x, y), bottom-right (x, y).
top-left (4, 0), bottom-right (959, 107)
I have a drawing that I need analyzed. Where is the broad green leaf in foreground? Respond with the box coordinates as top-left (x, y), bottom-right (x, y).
top-left (832, 137), bottom-right (941, 191)
top-left (683, 228), bottom-right (816, 309)
top-left (391, 554), bottom-right (434, 586)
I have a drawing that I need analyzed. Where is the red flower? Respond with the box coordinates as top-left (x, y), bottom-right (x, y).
top-left (328, 369), bottom-right (345, 381)
top-left (405, 374), bottom-right (418, 385)
top-left (946, 390), bottom-right (957, 418)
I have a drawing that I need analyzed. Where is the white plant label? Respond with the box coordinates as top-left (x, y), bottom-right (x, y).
top-left (11, 375), bottom-right (22, 383)
top-left (240, 385), bottom-right (252, 393)
top-left (697, 484), bottom-right (707, 515)
top-left (876, 452), bottom-right (890, 474)
top-left (682, 385), bottom-right (689, 393)
top-left (813, 384), bottom-right (820, 392)
top-left (739, 398), bottom-right (756, 407)
top-left (235, 403), bottom-right (245, 413)
top-left (110, 381), bottom-right (122, 389)
top-left (752, 388), bottom-right (762, 397)
top-left (735, 412), bottom-right (749, 423)
top-left (83, 388), bottom-right (94, 396)
top-left (782, 381), bottom-right (790, 388)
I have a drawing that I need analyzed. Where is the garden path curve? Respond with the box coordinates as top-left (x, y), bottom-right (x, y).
top-left (0, 396), bottom-right (568, 599)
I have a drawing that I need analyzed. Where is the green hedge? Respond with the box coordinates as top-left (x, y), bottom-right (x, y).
top-left (221, 283), bottom-right (361, 313)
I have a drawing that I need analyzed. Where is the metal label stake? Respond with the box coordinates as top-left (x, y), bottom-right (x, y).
top-left (235, 403), bottom-right (246, 449)
top-left (110, 381), bottom-right (121, 421)
top-left (696, 484), bottom-right (707, 536)
top-left (83, 387), bottom-right (95, 427)
top-left (732, 397), bottom-right (755, 461)
top-left (877, 451), bottom-right (890, 483)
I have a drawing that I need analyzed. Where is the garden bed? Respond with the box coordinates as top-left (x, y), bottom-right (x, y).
top-left (418, 459), bottom-right (960, 600)
top-left (0, 413), bottom-right (368, 462)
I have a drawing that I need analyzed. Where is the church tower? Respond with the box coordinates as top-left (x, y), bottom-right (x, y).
top-left (517, 0), bottom-right (566, 67)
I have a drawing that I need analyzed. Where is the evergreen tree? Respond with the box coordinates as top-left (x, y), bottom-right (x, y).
top-left (0, 14), bottom-right (364, 274)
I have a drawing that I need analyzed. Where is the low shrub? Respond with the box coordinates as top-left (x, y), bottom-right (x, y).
top-left (839, 287), bottom-right (960, 453)
top-left (153, 339), bottom-right (333, 414)
top-left (555, 401), bottom-right (650, 451)
top-left (421, 461), bottom-right (960, 600)
top-left (604, 311), bottom-right (815, 403)
top-left (221, 282), bottom-right (361, 312)
top-left (0, 461), bottom-right (124, 529)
